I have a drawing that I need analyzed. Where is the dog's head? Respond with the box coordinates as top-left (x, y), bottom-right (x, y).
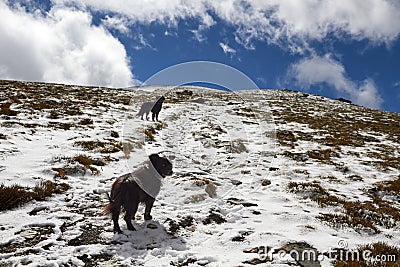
top-left (149, 153), bottom-right (173, 177)
top-left (155, 96), bottom-right (165, 103)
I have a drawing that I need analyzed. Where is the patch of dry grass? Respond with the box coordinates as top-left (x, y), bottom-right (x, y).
top-left (0, 103), bottom-right (18, 116)
top-left (144, 126), bottom-right (156, 142)
top-left (79, 118), bottom-right (93, 125)
top-left (73, 140), bottom-right (122, 153)
top-left (288, 181), bottom-right (400, 233)
top-left (307, 149), bottom-right (339, 164)
top-left (334, 242), bottom-right (400, 267)
top-left (0, 181), bottom-right (70, 211)
top-left (288, 181), bottom-right (328, 198)
top-left (273, 92), bottom-right (400, 171)
top-left (380, 176), bottom-right (400, 194)
top-left (165, 90), bottom-right (195, 103)
top-left (52, 167), bottom-right (68, 179)
top-left (71, 155), bottom-right (105, 175)
top-left (73, 155), bottom-right (105, 167)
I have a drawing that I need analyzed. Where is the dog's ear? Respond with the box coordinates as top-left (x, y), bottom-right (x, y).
top-left (149, 154), bottom-right (160, 163)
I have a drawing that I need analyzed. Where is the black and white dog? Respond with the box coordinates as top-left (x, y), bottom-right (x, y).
top-left (103, 154), bottom-right (173, 233)
top-left (137, 96), bottom-right (165, 121)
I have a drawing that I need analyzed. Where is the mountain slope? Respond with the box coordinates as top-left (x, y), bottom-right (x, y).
top-left (0, 80), bottom-right (399, 266)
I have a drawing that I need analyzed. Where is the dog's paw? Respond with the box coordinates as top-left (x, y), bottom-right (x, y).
top-left (144, 214), bottom-right (153, 221)
top-left (114, 228), bottom-right (123, 234)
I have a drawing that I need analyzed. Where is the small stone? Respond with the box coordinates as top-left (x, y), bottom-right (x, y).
top-left (205, 182), bottom-right (217, 198)
top-left (147, 223), bottom-right (158, 229)
top-left (227, 198), bottom-right (258, 207)
top-left (231, 179), bottom-right (242, 186)
top-left (111, 131), bottom-right (119, 138)
top-left (29, 206), bottom-right (49, 216)
top-left (19, 230), bottom-right (37, 240)
top-left (232, 235), bottom-right (245, 242)
top-left (261, 179), bottom-right (271, 186)
top-left (243, 247), bottom-right (259, 253)
top-left (197, 259), bottom-right (209, 266)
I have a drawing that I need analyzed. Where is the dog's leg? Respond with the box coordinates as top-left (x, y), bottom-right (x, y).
top-left (124, 202), bottom-right (139, 231)
top-left (144, 197), bottom-right (155, 220)
top-left (151, 112), bottom-right (155, 122)
top-left (111, 205), bottom-right (122, 234)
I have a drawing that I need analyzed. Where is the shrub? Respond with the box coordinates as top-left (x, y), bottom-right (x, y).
top-left (73, 155), bottom-right (105, 166)
top-left (79, 118), bottom-right (93, 125)
top-left (0, 181), bottom-right (70, 211)
top-left (334, 242), bottom-right (400, 267)
top-left (144, 126), bottom-right (157, 141)
top-left (74, 140), bottom-right (122, 153)
top-left (230, 139), bottom-right (248, 153)
top-left (0, 103), bottom-right (18, 116)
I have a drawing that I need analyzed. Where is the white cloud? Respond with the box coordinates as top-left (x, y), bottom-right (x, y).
top-left (289, 55), bottom-right (383, 109)
top-left (3, 0), bottom-right (400, 87)
top-left (102, 15), bottom-right (130, 34)
top-left (219, 42), bottom-right (236, 56)
top-left (0, 2), bottom-right (135, 87)
top-left (51, 0), bottom-right (400, 52)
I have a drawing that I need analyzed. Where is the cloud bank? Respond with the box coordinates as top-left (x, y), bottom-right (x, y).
top-left (1, 0), bottom-right (400, 93)
top-left (0, 2), bottom-right (134, 87)
top-left (289, 55), bottom-right (383, 109)
top-left (52, 0), bottom-right (400, 52)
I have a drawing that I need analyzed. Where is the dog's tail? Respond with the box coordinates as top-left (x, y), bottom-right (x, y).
top-left (101, 192), bottom-right (113, 215)
top-left (101, 179), bottom-right (123, 216)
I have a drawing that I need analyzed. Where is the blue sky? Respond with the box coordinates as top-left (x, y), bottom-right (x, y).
top-left (1, 1), bottom-right (400, 112)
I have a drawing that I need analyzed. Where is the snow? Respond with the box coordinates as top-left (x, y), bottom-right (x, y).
top-left (0, 81), bottom-right (399, 266)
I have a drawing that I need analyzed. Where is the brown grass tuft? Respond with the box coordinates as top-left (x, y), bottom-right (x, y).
top-left (144, 126), bottom-right (157, 141)
top-left (0, 103), bottom-right (18, 116)
top-left (334, 242), bottom-right (400, 267)
top-left (74, 140), bottom-right (122, 153)
top-left (0, 181), bottom-right (70, 211)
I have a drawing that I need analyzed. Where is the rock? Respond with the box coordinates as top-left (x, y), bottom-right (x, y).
top-left (29, 206), bottom-right (49, 216)
top-left (202, 212), bottom-right (226, 225)
top-left (227, 197), bottom-right (258, 207)
top-left (111, 130), bottom-right (119, 138)
top-left (205, 182), bottom-right (217, 198)
top-left (184, 194), bottom-right (206, 204)
top-left (191, 98), bottom-right (206, 104)
top-left (232, 235), bottom-right (245, 242)
top-left (93, 188), bottom-right (108, 194)
top-left (197, 259), bottom-right (209, 266)
top-left (19, 230), bottom-right (37, 240)
top-left (63, 163), bottom-right (86, 176)
top-left (231, 179), bottom-right (242, 186)
top-left (176, 90), bottom-right (193, 96)
top-left (243, 247), bottom-right (259, 253)
top-left (242, 258), bottom-right (270, 265)
top-left (147, 223), bottom-right (158, 229)
top-left (261, 179), bottom-right (271, 186)
top-left (275, 242), bottom-right (321, 267)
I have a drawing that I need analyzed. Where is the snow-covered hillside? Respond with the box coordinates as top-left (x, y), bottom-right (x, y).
top-left (0, 80), bottom-right (399, 266)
